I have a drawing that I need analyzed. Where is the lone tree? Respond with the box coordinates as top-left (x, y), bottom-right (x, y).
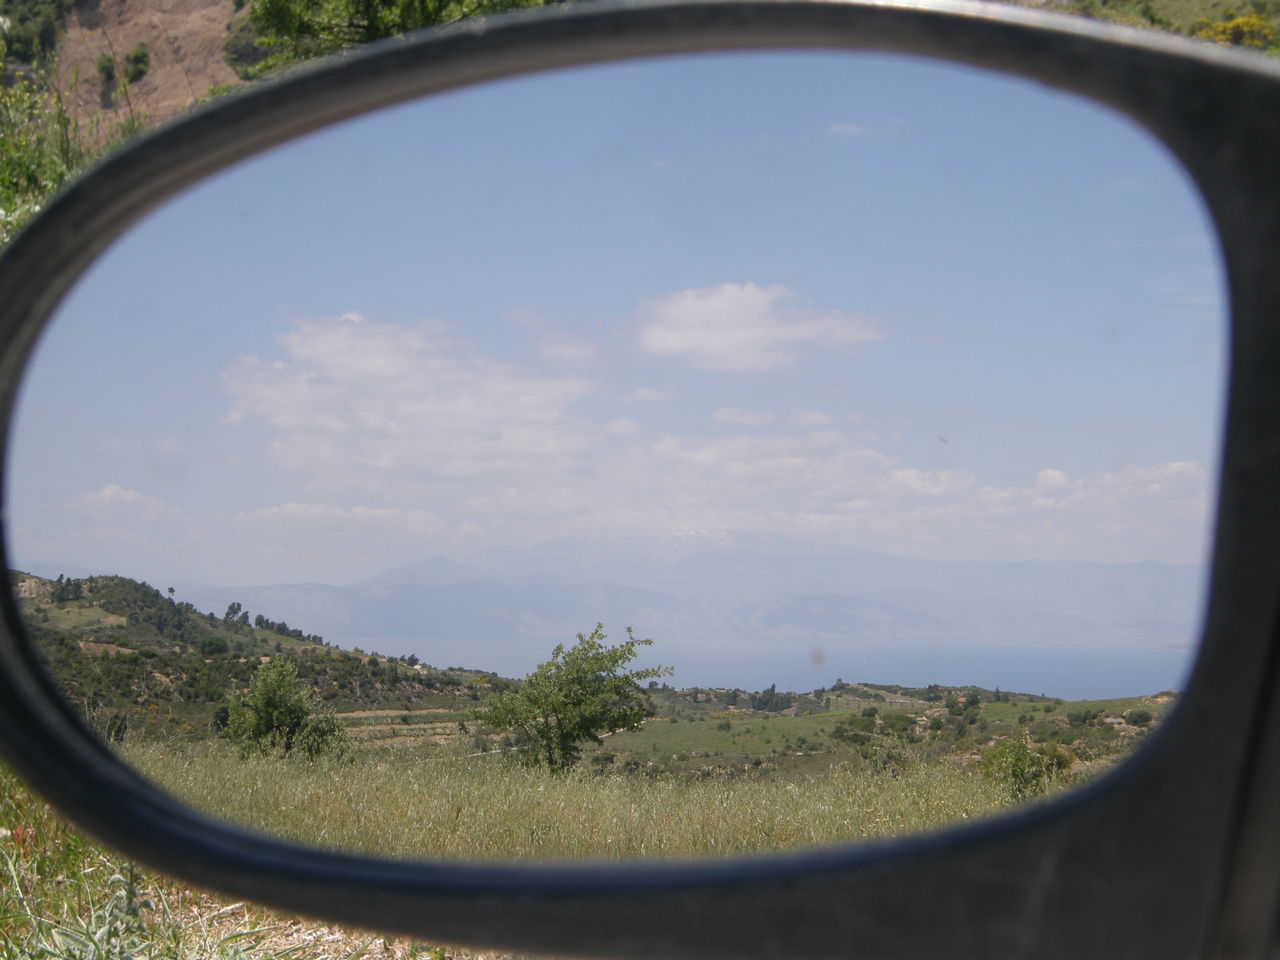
top-left (222, 657), bottom-right (348, 759)
top-left (473, 624), bottom-right (670, 771)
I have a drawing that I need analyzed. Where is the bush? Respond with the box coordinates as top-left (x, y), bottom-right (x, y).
top-left (293, 710), bottom-right (346, 760)
top-left (1068, 709), bottom-right (1101, 728)
top-left (831, 715), bottom-right (876, 743)
top-left (881, 711), bottom-right (915, 734)
top-left (1193, 12), bottom-right (1278, 47)
top-left (981, 740), bottom-right (1072, 801)
top-left (222, 657), bottom-right (348, 759)
top-left (97, 52), bottom-right (116, 85)
top-left (1126, 709), bottom-right (1154, 727)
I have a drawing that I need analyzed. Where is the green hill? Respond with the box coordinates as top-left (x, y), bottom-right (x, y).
top-left (12, 570), bottom-right (504, 742)
top-left (13, 569), bottom-right (1176, 784)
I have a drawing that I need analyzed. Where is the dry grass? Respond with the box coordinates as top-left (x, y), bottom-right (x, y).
top-left (125, 742), bottom-right (1012, 862)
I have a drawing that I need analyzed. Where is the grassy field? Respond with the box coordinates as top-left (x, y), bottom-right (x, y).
top-left (1, 740), bottom-right (1016, 958)
top-left (124, 741), bottom-right (1014, 861)
top-left (2, 698), bottom-right (1152, 956)
top-left (110, 687), bottom-right (1173, 862)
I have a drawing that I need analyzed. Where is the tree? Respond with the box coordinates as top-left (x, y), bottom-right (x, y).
top-left (472, 624), bottom-right (670, 771)
top-left (244, 0), bottom-right (552, 75)
top-left (222, 657), bottom-right (348, 759)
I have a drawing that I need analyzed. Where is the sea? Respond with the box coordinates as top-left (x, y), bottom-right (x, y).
top-left (333, 635), bottom-right (1195, 701)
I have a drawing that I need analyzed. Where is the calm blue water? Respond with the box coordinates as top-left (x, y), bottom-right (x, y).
top-left (337, 635), bottom-right (1194, 701)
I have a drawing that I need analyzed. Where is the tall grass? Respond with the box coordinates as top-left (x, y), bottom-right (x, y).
top-left (0, 760), bottom-right (434, 958)
top-left (125, 742), bottom-right (1013, 862)
top-left (5, 746), bottom-right (1012, 957)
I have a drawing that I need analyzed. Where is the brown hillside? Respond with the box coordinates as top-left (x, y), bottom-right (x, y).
top-left (55, 0), bottom-right (242, 132)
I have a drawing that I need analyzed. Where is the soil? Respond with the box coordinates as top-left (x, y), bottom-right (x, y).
top-left (168, 888), bottom-right (514, 959)
top-left (54, 0), bottom-right (242, 133)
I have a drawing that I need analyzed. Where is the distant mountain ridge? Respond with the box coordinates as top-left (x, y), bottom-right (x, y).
top-left (171, 533), bottom-right (1203, 671)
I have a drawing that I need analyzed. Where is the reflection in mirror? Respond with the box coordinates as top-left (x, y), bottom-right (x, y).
top-left (7, 50), bottom-right (1223, 862)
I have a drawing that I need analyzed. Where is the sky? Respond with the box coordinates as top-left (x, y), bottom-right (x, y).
top-left (5, 50), bottom-right (1226, 685)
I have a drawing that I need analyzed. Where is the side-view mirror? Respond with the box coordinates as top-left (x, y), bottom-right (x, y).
top-left (2, 1), bottom-right (1280, 956)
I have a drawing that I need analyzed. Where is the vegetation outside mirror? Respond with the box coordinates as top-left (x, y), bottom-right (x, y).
top-left (5, 49), bottom-right (1225, 863)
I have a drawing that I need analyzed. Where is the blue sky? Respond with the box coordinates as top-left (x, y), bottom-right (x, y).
top-left (7, 49), bottom-right (1224, 649)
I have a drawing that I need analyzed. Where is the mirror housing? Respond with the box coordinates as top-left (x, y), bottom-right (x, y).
top-left (3, 1), bottom-right (1280, 956)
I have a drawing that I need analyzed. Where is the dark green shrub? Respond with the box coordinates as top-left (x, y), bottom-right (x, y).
top-left (1068, 709), bottom-right (1102, 727)
top-left (1127, 709), bottom-right (1154, 727)
top-left (860, 737), bottom-right (908, 774)
top-left (199, 636), bottom-right (228, 656)
top-left (36, 13), bottom-right (57, 58)
top-left (982, 740), bottom-right (1073, 800)
top-left (222, 657), bottom-right (349, 759)
top-left (97, 52), bottom-right (115, 85)
top-left (881, 711), bottom-right (914, 734)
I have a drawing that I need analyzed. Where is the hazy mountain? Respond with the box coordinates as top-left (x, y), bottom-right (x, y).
top-left (179, 533), bottom-right (1204, 679)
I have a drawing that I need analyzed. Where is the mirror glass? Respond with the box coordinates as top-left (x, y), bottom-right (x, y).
top-left (7, 49), bottom-right (1224, 862)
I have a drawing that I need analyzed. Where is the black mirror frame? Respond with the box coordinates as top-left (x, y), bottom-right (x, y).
top-left (4, 1), bottom-right (1280, 956)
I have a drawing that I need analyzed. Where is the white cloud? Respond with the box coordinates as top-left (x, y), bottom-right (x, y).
top-left (828, 118), bottom-right (907, 138)
top-left (636, 282), bottom-right (884, 371)
top-left (32, 486), bottom-right (201, 574)
top-left (827, 121), bottom-right (864, 138)
top-left (1036, 468), bottom-right (1069, 490)
top-left (627, 385), bottom-right (678, 403)
top-left (69, 484), bottom-right (185, 522)
top-left (222, 315), bottom-right (595, 491)
top-left (537, 335), bottom-right (596, 364)
top-left (604, 419), bottom-right (642, 436)
top-left (853, 462), bottom-right (1212, 563)
top-left (200, 312), bottom-right (1213, 576)
top-left (790, 411), bottom-right (835, 427)
top-left (227, 502), bottom-right (445, 543)
top-left (502, 306), bottom-right (545, 328)
top-left (713, 407), bottom-right (777, 426)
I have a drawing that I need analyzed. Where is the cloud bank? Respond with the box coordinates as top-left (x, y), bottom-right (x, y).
top-left (28, 287), bottom-right (1213, 585)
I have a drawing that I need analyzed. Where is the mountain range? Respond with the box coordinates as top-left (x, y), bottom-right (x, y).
top-left (105, 531), bottom-right (1204, 696)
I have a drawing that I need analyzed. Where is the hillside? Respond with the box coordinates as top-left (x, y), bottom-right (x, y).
top-left (48, 0), bottom-right (241, 128)
top-left (12, 570), bottom-right (503, 741)
top-left (13, 570), bottom-right (1176, 783)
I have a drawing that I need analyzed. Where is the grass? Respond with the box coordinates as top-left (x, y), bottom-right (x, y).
top-left (0, 759), bottom-right (264, 959)
top-left (124, 740), bottom-right (1015, 862)
top-left (0, 759), bottom-right (479, 958)
top-left (2, 735), bottom-right (1023, 957)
